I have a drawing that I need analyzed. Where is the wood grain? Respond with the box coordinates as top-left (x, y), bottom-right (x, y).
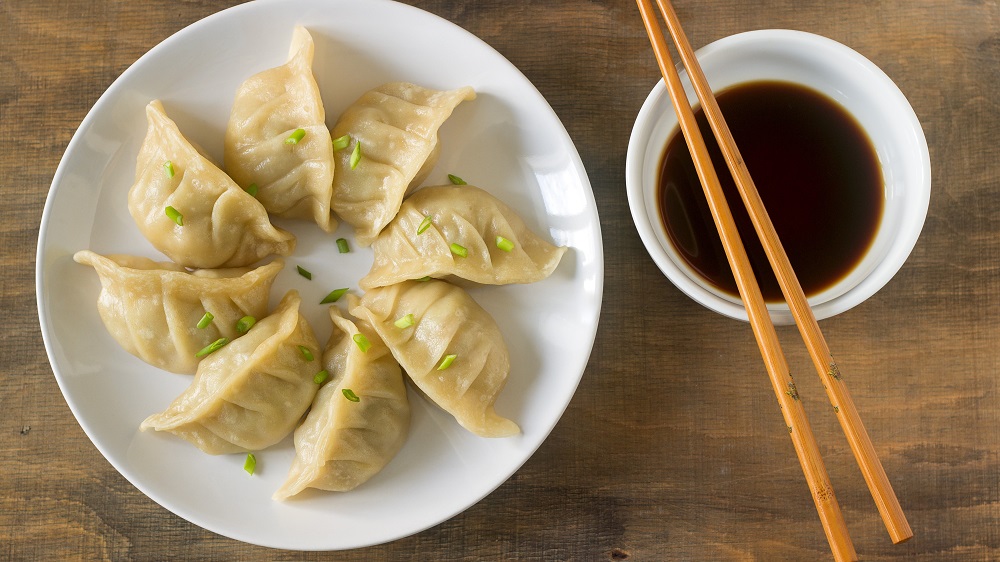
top-left (2, 0), bottom-right (999, 560)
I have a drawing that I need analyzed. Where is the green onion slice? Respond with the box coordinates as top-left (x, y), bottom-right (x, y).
top-left (285, 128), bottom-right (306, 144)
top-left (496, 236), bottom-right (515, 252)
top-left (450, 243), bottom-right (468, 258)
top-left (342, 388), bottom-right (360, 402)
top-left (332, 134), bottom-right (351, 151)
top-left (417, 216), bottom-right (433, 235)
top-left (313, 370), bottom-right (329, 384)
top-left (320, 288), bottom-right (349, 304)
top-left (165, 206), bottom-right (183, 226)
top-left (447, 174), bottom-right (467, 185)
top-left (437, 354), bottom-right (457, 370)
top-left (350, 140), bottom-right (362, 169)
top-left (352, 333), bottom-right (371, 353)
top-left (196, 312), bottom-right (214, 329)
top-left (195, 337), bottom-right (228, 358)
top-left (336, 238), bottom-right (350, 254)
top-left (236, 315), bottom-right (256, 334)
top-left (394, 313), bottom-right (415, 329)
top-left (298, 345), bottom-right (314, 361)
top-left (415, 276), bottom-right (432, 282)
top-left (244, 453), bottom-right (256, 475)
top-left (246, 183), bottom-right (258, 197)
top-left (296, 265), bottom-right (313, 280)
top-left (163, 160), bottom-right (175, 178)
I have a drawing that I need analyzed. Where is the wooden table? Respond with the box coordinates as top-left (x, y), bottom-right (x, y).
top-left (3, 0), bottom-right (998, 559)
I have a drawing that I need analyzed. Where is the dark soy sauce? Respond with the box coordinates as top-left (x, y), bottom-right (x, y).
top-left (658, 81), bottom-right (883, 303)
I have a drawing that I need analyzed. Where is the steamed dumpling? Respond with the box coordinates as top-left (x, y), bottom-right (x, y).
top-left (129, 100), bottom-right (295, 269)
top-left (74, 250), bottom-right (283, 374)
top-left (360, 184), bottom-right (567, 289)
top-left (275, 307), bottom-right (409, 500)
top-left (348, 280), bottom-right (518, 438)
top-left (140, 290), bottom-right (321, 454)
top-left (225, 26), bottom-right (337, 232)
top-left (330, 82), bottom-right (476, 246)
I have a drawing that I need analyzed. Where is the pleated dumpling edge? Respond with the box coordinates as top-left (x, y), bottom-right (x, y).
top-left (274, 306), bottom-right (410, 500)
top-left (330, 82), bottom-right (476, 246)
top-left (73, 250), bottom-right (283, 374)
top-left (129, 99), bottom-right (296, 269)
top-left (139, 290), bottom-right (321, 455)
top-left (361, 184), bottom-right (567, 289)
top-left (225, 26), bottom-right (337, 233)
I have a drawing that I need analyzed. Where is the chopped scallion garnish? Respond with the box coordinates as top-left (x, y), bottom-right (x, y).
top-left (332, 134), bottom-right (351, 151)
top-left (352, 333), bottom-right (371, 353)
top-left (196, 312), bottom-right (214, 329)
top-left (246, 183), bottom-right (258, 197)
top-left (298, 345), bottom-right (314, 361)
top-left (336, 238), bottom-right (350, 254)
top-left (165, 205), bottom-right (183, 226)
top-left (447, 174), bottom-right (467, 185)
top-left (195, 337), bottom-right (228, 358)
top-left (350, 140), bottom-right (362, 169)
top-left (415, 276), bottom-right (432, 282)
top-left (437, 354), bottom-right (457, 370)
top-left (320, 288), bottom-right (349, 304)
top-left (394, 313), bottom-right (415, 329)
top-left (163, 160), bottom-right (175, 178)
top-left (297, 265), bottom-right (313, 280)
top-left (450, 243), bottom-right (468, 258)
top-left (313, 370), bottom-right (329, 384)
top-left (496, 236), bottom-right (515, 252)
top-left (417, 216), bottom-right (433, 235)
top-left (342, 388), bottom-right (360, 402)
top-left (236, 315), bottom-right (256, 334)
top-left (285, 128), bottom-right (306, 144)
top-left (244, 453), bottom-right (256, 475)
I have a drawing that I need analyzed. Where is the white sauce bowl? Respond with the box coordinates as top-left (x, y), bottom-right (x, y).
top-left (626, 29), bottom-right (930, 324)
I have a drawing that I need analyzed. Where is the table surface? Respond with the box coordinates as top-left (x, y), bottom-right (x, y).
top-left (4, 0), bottom-right (999, 559)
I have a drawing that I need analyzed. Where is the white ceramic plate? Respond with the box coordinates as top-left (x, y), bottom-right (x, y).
top-left (36, 0), bottom-right (602, 551)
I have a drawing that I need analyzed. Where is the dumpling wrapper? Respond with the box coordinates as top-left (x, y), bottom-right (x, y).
top-left (140, 290), bottom-right (321, 454)
top-left (225, 26), bottom-right (337, 232)
top-left (360, 184), bottom-right (567, 289)
top-left (274, 307), bottom-right (409, 500)
top-left (330, 82), bottom-right (476, 246)
top-left (348, 280), bottom-right (518, 438)
top-left (74, 250), bottom-right (282, 374)
top-left (129, 100), bottom-right (295, 269)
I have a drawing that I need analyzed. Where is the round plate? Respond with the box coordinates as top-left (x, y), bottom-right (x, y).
top-left (36, 0), bottom-right (602, 551)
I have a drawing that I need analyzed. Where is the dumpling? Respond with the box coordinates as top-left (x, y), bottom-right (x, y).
top-left (360, 184), bottom-right (567, 289)
top-left (74, 250), bottom-right (283, 374)
top-left (140, 290), bottom-right (321, 454)
top-left (348, 280), bottom-right (518, 438)
top-left (330, 82), bottom-right (476, 246)
top-left (274, 307), bottom-right (409, 500)
top-left (129, 99), bottom-right (296, 269)
top-left (225, 26), bottom-right (337, 232)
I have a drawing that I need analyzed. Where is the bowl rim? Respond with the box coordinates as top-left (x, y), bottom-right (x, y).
top-left (625, 28), bottom-right (931, 324)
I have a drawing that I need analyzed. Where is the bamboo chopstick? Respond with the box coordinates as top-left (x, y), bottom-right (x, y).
top-left (635, 1), bottom-right (857, 560)
top-left (652, 0), bottom-right (912, 546)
